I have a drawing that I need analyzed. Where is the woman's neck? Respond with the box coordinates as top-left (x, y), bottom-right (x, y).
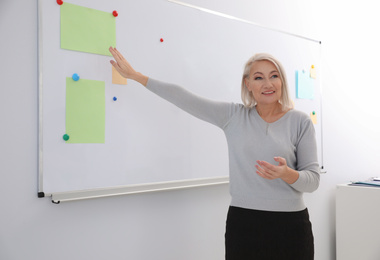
top-left (256, 103), bottom-right (286, 123)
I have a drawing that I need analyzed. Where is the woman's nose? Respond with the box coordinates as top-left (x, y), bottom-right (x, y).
top-left (262, 78), bottom-right (272, 87)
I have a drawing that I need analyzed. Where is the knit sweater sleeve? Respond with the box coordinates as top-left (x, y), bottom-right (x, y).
top-left (146, 78), bottom-right (235, 129)
top-left (290, 116), bottom-right (320, 193)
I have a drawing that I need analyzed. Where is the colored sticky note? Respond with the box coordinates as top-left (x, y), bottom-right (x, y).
top-left (112, 66), bottom-right (127, 85)
top-left (310, 65), bottom-right (317, 79)
top-left (60, 3), bottom-right (116, 56)
top-left (310, 111), bottom-right (317, 124)
top-left (296, 70), bottom-right (314, 99)
top-left (66, 77), bottom-right (105, 143)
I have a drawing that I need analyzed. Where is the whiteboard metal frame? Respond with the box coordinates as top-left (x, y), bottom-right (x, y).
top-left (38, 0), bottom-right (45, 196)
top-left (37, 0), bottom-right (323, 203)
top-left (167, 0), bottom-right (321, 44)
top-left (50, 176), bottom-right (229, 203)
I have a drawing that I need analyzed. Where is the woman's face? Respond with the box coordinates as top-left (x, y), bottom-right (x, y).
top-left (244, 60), bottom-right (282, 107)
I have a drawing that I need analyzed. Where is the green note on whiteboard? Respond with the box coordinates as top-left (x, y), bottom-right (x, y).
top-left (66, 77), bottom-right (105, 143)
top-left (60, 3), bottom-right (116, 56)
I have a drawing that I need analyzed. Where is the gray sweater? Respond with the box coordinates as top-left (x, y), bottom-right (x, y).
top-left (147, 78), bottom-right (320, 212)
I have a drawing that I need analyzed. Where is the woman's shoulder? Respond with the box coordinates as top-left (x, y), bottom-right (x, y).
top-left (285, 109), bottom-right (313, 126)
top-left (224, 103), bottom-right (255, 122)
top-left (287, 108), bottom-right (309, 119)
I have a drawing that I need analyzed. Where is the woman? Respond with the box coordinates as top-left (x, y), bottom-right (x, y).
top-left (109, 47), bottom-right (320, 259)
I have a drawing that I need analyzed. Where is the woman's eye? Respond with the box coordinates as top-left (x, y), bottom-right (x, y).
top-left (271, 74), bottom-right (279, 78)
top-left (254, 77), bottom-right (263, 80)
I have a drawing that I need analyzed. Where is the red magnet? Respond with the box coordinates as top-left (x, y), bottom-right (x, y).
top-left (160, 38), bottom-right (164, 42)
top-left (57, 0), bottom-right (63, 5)
top-left (112, 10), bottom-right (118, 17)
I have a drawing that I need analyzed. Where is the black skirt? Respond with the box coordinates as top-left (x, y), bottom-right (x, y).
top-left (225, 206), bottom-right (314, 260)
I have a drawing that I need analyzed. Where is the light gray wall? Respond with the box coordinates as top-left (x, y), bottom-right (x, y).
top-left (2, 0), bottom-right (380, 259)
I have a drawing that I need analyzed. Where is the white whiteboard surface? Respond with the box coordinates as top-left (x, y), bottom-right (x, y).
top-left (38, 0), bottom-right (322, 202)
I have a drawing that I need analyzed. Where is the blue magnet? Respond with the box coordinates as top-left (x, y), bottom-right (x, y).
top-left (72, 73), bottom-right (80, 81)
top-left (63, 134), bottom-right (70, 141)
top-left (113, 97), bottom-right (117, 101)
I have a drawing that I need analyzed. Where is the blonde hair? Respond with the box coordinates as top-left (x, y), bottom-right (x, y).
top-left (241, 53), bottom-right (293, 111)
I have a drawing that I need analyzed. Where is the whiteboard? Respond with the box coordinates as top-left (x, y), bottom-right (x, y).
top-left (38, 0), bottom-right (322, 202)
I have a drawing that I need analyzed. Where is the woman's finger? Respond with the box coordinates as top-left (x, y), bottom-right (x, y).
top-left (274, 157), bottom-right (286, 166)
top-left (255, 163), bottom-right (274, 179)
top-left (109, 46), bottom-right (124, 63)
top-left (113, 47), bottom-right (125, 61)
top-left (257, 160), bottom-right (276, 172)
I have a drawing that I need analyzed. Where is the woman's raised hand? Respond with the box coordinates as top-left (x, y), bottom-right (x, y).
top-left (109, 47), bottom-right (148, 86)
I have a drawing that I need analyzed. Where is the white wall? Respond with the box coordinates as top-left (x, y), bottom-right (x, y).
top-left (1, 0), bottom-right (379, 259)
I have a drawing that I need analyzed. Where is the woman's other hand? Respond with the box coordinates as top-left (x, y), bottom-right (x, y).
top-left (255, 157), bottom-right (299, 184)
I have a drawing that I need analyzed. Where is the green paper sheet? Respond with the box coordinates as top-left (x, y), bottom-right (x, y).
top-left (61, 2), bottom-right (116, 56)
top-left (66, 77), bottom-right (105, 143)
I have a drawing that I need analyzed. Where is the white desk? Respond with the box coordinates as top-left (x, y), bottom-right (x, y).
top-left (336, 184), bottom-right (380, 260)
